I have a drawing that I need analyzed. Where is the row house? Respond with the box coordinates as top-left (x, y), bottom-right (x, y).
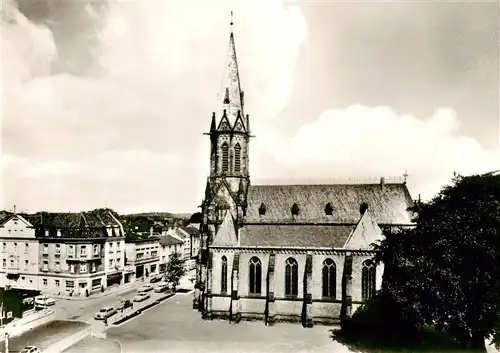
top-left (0, 209), bottom-right (126, 296)
top-left (165, 225), bottom-right (201, 270)
top-left (124, 238), bottom-right (160, 280)
top-left (158, 234), bottom-right (184, 273)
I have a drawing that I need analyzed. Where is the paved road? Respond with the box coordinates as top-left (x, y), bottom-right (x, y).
top-left (63, 336), bottom-right (121, 353)
top-left (0, 320), bottom-right (88, 353)
top-left (103, 293), bottom-right (349, 353)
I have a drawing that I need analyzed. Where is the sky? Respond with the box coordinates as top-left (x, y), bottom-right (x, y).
top-left (1, 0), bottom-right (499, 214)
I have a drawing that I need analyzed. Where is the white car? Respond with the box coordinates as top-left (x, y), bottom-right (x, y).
top-left (34, 295), bottom-right (55, 306)
top-left (138, 284), bottom-right (153, 293)
top-left (20, 346), bottom-right (41, 353)
top-left (133, 292), bottom-right (150, 302)
top-left (94, 306), bottom-right (118, 320)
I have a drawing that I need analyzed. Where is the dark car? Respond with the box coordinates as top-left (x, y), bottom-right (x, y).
top-left (150, 275), bottom-right (162, 283)
top-left (120, 298), bottom-right (133, 309)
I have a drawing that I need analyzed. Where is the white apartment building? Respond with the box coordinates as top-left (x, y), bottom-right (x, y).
top-left (0, 210), bottom-right (126, 296)
top-left (124, 238), bottom-right (160, 280)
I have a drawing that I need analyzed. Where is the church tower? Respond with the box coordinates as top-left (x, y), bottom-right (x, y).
top-left (195, 15), bottom-right (251, 311)
top-left (202, 17), bottom-right (251, 245)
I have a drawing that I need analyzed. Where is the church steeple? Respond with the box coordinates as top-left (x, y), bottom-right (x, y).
top-left (216, 13), bottom-right (244, 129)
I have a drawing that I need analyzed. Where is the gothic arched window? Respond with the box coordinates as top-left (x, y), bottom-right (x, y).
top-left (249, 256), bottom-right (262, 294)
top-left (234, 143), bottom-right (241, 173)
top-left (362, 259), bottom-right (376, 300)
top-left (222, 143), bottom-right (229, 172)
top-left (221, 256), bottom-right (228, 294)
top-left (322, 258), bottom-right (336, 298)
top-left (285, 257), bottom-right (298, 296)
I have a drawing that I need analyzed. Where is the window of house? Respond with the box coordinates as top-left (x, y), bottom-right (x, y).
top-left (362, 259), bottom-right (376, 300)
top-left (43, 244), bottom-right (48, 254)
top-left (109, 259), bottom-right (113, 268)
top-left (93, 244), bottom-right (99, 256)
top-left (285, 257), bottom-right (298, 296)
top-left (66, 280), bottom-right (74, 288)
top-left (221, 143), bottom-right (229, 172)
top-left (68, 245), bottom-right (74, 258)
top-left (80, 263), bottom-right (87, 273)
top-left (249, 256), bottom-right (262, 295)
top-left (43, 278), bottom-right (47, 286)
top-left (2, 259), bottom-right (6, 268)
top-left (221, 256), bottom-right (228, 294)
top-left (55, 244), bottom-right (60, 254)
top-left (10, 259), bottom-right (14, 268)
top-left (116, 258), bottom-right (121, 265)
top-left (42, 261), bottom-right (48, 271)
top-left (234, 143), bottom-right (241, 173)
top-left (69, 264), bottom-right (75, 274)
top-left (55, 262), bottom-right (60, 272)
top-left (55, 280), bottom-right (60, 287)
top-left (322, 258), bottom-right (336, 298)
top-left (24, 243), bottom-right (29, 253)
top-left (24, 260), bottom-right (28, 269)
top-left (80, 246), bottom-right (87, 257)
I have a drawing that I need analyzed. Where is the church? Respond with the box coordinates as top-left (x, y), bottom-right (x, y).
top-left (194, 20), bottom-right (415, 327)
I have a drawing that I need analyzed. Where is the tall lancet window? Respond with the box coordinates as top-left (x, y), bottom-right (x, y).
top-left (362, 259), bottom-right (376, 300)
top-left (322, 258), bottom-right (336, 298)
top-left (285, 257), bottom-right (298, 296)
top-left (222, 143), bottom-right (229, 172)
top-left (249, 257), bottom-right (262, 294)
top-left (221, 256), bottom-right (228, 294)
top-left (234, 144), bottom-right (241, 173)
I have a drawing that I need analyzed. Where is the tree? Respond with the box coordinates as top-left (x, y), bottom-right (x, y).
top-left (164, 252), bottom-right (186, 291)
top-left (375, 172), bottom-right (500, 350)
top-left (190, 212), bottom-right (202, 224)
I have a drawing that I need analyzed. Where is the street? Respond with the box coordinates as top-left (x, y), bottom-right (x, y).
top-left (103, 293), bottom-right (350, 353)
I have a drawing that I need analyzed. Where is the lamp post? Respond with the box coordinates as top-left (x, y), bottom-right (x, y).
top-left (4, 331), bottom-right (9, 353)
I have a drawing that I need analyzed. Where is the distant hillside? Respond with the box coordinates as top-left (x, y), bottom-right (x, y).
top-left (124, 212), bottom-right (192, 220)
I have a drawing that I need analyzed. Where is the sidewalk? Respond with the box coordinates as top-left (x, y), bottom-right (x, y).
top-left (50, 281), bottom-right (143, 301)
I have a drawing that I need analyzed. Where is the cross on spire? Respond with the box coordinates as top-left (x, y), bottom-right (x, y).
top-left (230, 10), bottom-right (233, 27)
top-left (403, 169), bottom-right (409, 183)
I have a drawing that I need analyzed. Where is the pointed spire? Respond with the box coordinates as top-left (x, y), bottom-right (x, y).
top-left (216, 11), bottom-right (244, 128)
top-left (210, 112), bottom-right (216, 132)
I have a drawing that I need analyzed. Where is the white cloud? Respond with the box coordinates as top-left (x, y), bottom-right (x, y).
top-left (1, 0), bottom-right (498, 214)
top-left (251, 105), bottom-right (499, 200)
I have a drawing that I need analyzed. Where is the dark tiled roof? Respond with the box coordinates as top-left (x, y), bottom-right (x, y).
top-left (181, 226), bottom-right (200, 237)
top-left (159, 234), bottom-right (184, 246)
top-left (20, 209), bottom-right (121, 228)
top-left (239, 224), bottom-right (353, 248)
top-left (0, 211), bottom-right (14, 225)
top-left (245, 183), bottom-right (414, 224)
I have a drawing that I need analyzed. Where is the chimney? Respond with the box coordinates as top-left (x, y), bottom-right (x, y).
top-left (380, 177), bottom-right (385, 189)
top-left (150, 226), bottom-right (153, 237)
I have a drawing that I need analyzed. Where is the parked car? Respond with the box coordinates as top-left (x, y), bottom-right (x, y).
top-left (20, 346), bottom-right (41, 353)
top-left (138, 284), bottom-right (153, 292)
top-left (150, 275), bottom-right (162, 283)
top-left (34, 295), bottom-right (55, 306)
top-left (94, 306), bottom-right (118, 320)
top-left (133, 293), bottom-right (150, 302)
top-left (120, 298), bottom-right (133, 309)
top-left (154, 283), bottom-right (169, 293)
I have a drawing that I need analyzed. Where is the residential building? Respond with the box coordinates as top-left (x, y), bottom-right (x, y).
top-left (166, 226), bottom-right (200, 270)
top-left (124, 238), bottom-right (160, 279)
top-left (0, 209), bottom-right (126, 296)
top-left (158, 234), bottom-right (184, 273)
top-left (195, 22), bottom-right (415, 326)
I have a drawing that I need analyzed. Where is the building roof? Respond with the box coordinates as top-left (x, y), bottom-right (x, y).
top-left (213, 212), bottom-right (238, 246)
top-left (159, 234), bottom-right (184, 246)
top-left (125, 236), bottom-right (160, 244)
top-left (238, 224), bottom-right (353, 248)
top-left (245, 182), bottom-right (414, 224)
top-left (181, 225), bottom-right (200, 237)
top-left (20, 209), bottom-right (121, 228)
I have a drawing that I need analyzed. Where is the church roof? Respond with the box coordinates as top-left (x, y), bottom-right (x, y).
top-left (213, 211), bottom-right (238, 246)
top-left (344, 210), bottom-right (384, 250)
top-left (245, 182), bottom-right (414, 224)
top-left (238, 224), bottom-right (353, 248)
